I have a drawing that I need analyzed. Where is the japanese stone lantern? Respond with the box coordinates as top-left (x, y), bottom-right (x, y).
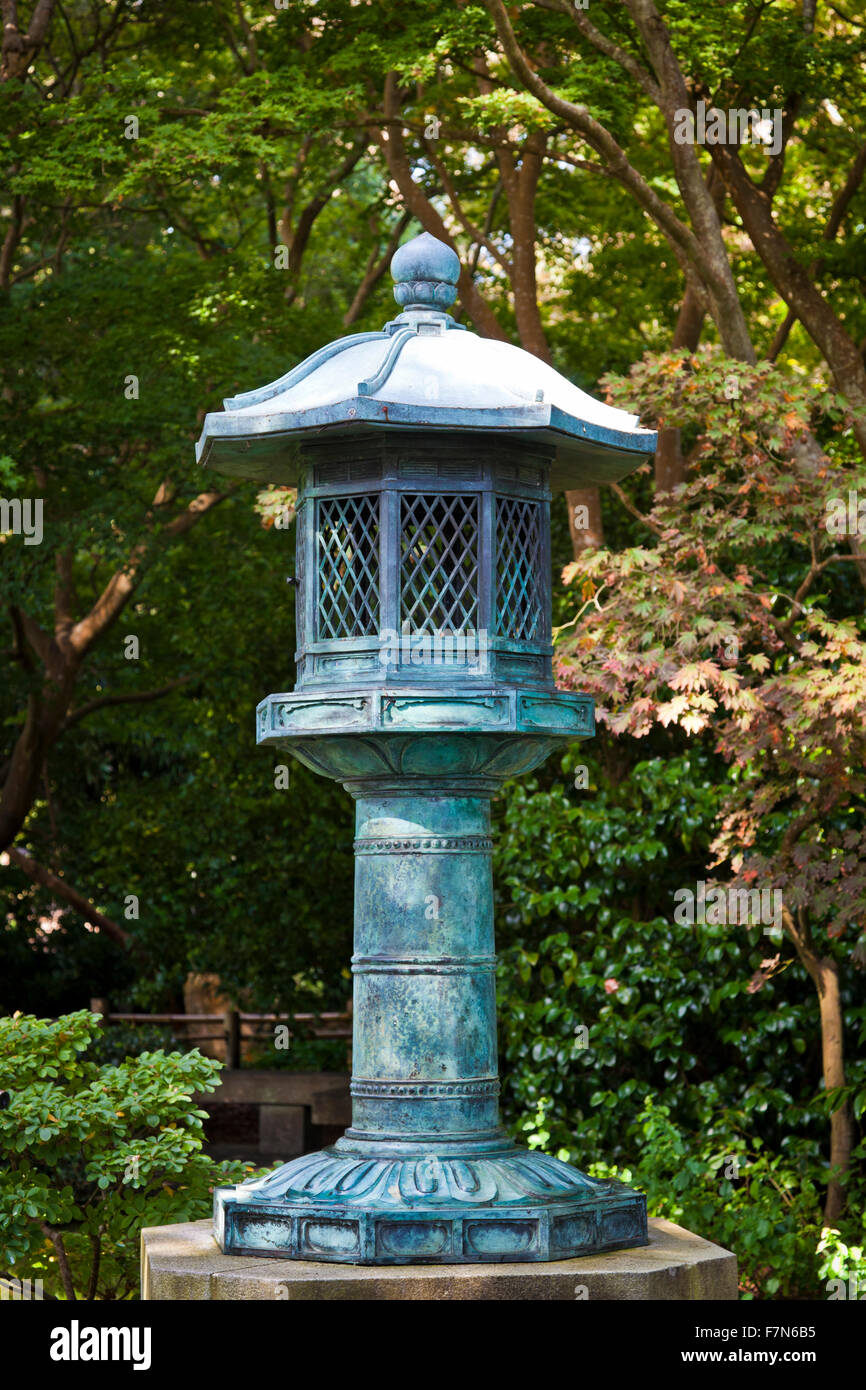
top-left (196, 232), bottom-right (657, 1264)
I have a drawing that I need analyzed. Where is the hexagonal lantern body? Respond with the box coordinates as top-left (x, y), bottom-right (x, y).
top-left (197, 233), bottom-right (657, 1265)
top-left (294, 432), bottom-right (553, 694)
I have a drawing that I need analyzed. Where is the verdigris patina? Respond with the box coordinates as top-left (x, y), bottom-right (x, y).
top-left (196, 232), bottom-right (657, 1264)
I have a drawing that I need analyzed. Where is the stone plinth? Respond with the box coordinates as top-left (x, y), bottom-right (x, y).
top-left (141, 1217), bottom-right (736, 1301)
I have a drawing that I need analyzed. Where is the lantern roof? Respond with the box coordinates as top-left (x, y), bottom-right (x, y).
top-left (196, 232), bottom-right (656, 490)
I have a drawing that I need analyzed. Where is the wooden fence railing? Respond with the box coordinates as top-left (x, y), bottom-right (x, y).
top-left (90, 1002), bottom-right (352, 1069)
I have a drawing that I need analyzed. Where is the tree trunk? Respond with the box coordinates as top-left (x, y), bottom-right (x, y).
top-left (566, 487), bottom-right (604, 554)
top-left (40, 1223), bottom-right (76, 1301)
top-left (623, 0), bottom-right (757, 365)
top-left (497, 129), bottom-right (604, 554)
top-left (655, 282), bottom-right (707, 493)
top-left (377, 76), bottom-right (509, 344)
top-left (499, 131), bottom-right (551, 364)
top-left (0, 666), bottom-right (77, 851)
top-left (2, 489), bottom-right (228, 852)
top-left (711, 142), bottom-right (866, 459)
top-left (784, 908), bottom-right (854, 1226)
top-left (811, 956), bottom-right (854, 1226)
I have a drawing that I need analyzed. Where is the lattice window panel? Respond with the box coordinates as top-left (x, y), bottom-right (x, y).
top-left (400, 494), bottom-right (479, 633)
top-left (317, 495), bottom-right (380, 639)
top-left (495, 497), bottom-right (543, 642)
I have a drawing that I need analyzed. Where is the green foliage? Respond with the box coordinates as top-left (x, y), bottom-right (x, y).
top-left (817, 1227), bottom-right (866, 1299)
top-left (494, 743), bottom-right (865, 1297)
top-left (0, 1011), bottom-right (256, 1299)
top-left (593, 1099), bottom-right (824, 1301)
top-left (492, 350), bottom-right (866, 1296)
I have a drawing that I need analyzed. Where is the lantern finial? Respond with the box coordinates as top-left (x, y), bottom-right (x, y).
top-left (391, 230), bottom-right (459, 309)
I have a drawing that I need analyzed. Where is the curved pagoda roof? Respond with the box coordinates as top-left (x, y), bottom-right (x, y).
top-left (196, 232), bottom-right (656, 491)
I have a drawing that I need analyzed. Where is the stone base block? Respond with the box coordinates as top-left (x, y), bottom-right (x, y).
top-left (141, 1217), bottom-right (736, 1300)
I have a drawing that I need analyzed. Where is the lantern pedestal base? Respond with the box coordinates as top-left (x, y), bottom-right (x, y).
top-left (142, 1216), bottom-right (736, 1299)
top-left (212, 1136), bottom-right (647, 1264)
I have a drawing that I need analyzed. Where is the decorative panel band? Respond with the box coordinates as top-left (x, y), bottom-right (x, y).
top-left (350, 1078), bottom-right (501, 1099)
top-left (517, 692), bottom-right (594, 735)
top-left (351, 954), bottom-right (497, 975)
top-left (353, 835), bottom-right (493, 854)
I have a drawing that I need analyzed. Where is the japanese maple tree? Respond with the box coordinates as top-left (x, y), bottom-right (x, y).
top-left (557, 349), bottom-right (866, 1223)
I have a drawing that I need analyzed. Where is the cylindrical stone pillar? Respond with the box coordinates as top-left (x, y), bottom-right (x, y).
top-left (348, 793), bottom-right (501, 1145)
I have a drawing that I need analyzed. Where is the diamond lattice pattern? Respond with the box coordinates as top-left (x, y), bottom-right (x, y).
top-left (495, 497), bottom-right (543, 641)
top-left (317, 495), bottom-right (380, 639)
top-left (400, 494), bottom-right (479, 633)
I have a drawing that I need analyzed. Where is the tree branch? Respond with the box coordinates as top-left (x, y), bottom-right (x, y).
top-left (61, 676), bottom-right (195, 733)
top-left (610, 481), bottom-right (665, 539)
top-left (1, 0), bottom-right (56, 81)
top-left (280, 135), bottom-right (367, 289)
top-left (769, 139), bottom-right (866, 360)
top-left (4, 846), bottom-right (130, 945)
top-left (421, 138), bottom-right (511, 273)
top-left (343, 209), bottom-right (411, 326)
top-left (484, 0), bottom-right (699, 277)
top-left (375, 73), bottom-right (509, 341)
top-left (68, 488), bottom-right (231, 657)
top-left (535, 0), bottom-right (661, 102)
top-left (709, 138), bottom-right (866, 455)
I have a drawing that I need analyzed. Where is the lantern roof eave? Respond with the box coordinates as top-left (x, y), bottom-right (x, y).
top-left (196, 397), bottom-right (656, 490)
top-left (196, 229), bottom-right (657, 490)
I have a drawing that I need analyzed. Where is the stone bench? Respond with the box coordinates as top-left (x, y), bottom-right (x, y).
top-left (195, 1070), bottom-right (350, 1158)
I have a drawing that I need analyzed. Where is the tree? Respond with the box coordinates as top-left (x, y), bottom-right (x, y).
top-left (0, 0), bottom-right (383, 890)
top-left (556, 348), bottom-right (866, 1223)
top-left (484, 0), bottom-right (866, 462)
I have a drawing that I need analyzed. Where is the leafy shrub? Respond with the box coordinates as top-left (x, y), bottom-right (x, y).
top-left (594, 1098), bottom-right (823, 1299)
top-left (0, 1010), bottom-right (257, 1299)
